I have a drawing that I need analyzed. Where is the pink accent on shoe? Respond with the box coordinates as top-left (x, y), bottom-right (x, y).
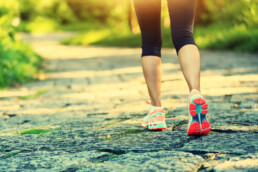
top-left (200, 121), bottom-right (211, 135)
top-left (189, 110), bottom-right (197, 116)
top-left (187, 122), bottom-right (201, 135)
top-left (201, 103), bottom-right (208, 109)
top-left (202, 121), bottom-right (210, 129)
top-left (149, 128), bottom-right (166, 131)
top-left (188, 95), bottom-right (211, 135)
top-left (201, 109), bottom-right (208, 114)
top-left (193, 98), bottom-right (206, 105)
top-left (189, 103), bottom-right (196, 110)
top-left (153, 116), bottom-right (165, 121)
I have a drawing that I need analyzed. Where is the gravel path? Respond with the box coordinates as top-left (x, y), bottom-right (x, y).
top-left (0, 33), bottom-right (257, 171)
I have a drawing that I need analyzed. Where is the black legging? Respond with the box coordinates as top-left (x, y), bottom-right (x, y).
top-left (133, 0), bottom-right (197, 57)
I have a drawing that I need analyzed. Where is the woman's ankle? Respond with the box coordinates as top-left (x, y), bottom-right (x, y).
top-left (190, 89), bottom-right (201, 94)
top-left (151, 101), bottom-right (162, 107)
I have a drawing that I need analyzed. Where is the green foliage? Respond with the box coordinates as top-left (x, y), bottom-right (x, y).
top-left (18, 0), bottom-right (129, 33)
top-left (195, 24), bottom-right (258, 52)
top-left (66, 0), bottom-right (114, 22)
top-left (0, 36), bottom-right (42, 87)
top-left (18, 0), bottom-right (78, 32)
top-left (60, 22), bottom-right (138, 46)
top-left (21, 17), bottom-right (59, 33)
top-left (204, 0), bottom-right (258, 27)
top-left (59, 0), bottom-right (258, 53)
top-left (242, 0), bottom-right (258, 28)
top-left (17, 0), bottom-right (258, 53)
top-left (61, 27), bottom-right (141, 47)
top-left (58, 22), bottom-right (104, 31)
top-left (20, 0), bottom-right (77, 24)
top-left (61, 23), bottom-right (258, 53)
top-left (0, 0), bottom-right (42, 88)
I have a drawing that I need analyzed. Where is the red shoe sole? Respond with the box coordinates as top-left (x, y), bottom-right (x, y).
top-left (187, 122), bottom-right (201, 135)
top-left (187, 121), bottom-right (211, 135)
top-left (189, 98), bottom-right (208, 117)
top-left (188, 97), bottom-right (210, 135)
top-left (201, 121), bottom-right (211, 135)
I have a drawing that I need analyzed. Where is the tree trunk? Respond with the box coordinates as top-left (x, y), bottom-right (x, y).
top-left (128, 0), bottom-right (138, 33)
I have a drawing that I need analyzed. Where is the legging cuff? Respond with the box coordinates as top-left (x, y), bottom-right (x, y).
top-left (175, 39), bottom-right (197, 54)
top-left (141, 46), bottom-right (161, 57)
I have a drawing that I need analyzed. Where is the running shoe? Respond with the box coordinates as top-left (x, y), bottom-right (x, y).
top-left (187, 90), bottom-right (210, 135)
top-left (141, 101), bottom-right (167, 130)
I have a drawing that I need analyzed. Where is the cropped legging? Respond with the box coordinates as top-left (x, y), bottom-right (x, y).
top-left (133, 0), bottom-right (197, 57)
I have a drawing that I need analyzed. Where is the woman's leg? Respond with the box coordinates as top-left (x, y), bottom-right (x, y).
top-left (133, 0), bottom-right (162, 106)
top-left (141, 56), bottom-right (162, 107)
top-left (167, 0), bottom-right (200, 92)
top-left (167, 0), bottom-right (210, 135)
top-left (178, 45), bottom-right (200, 91)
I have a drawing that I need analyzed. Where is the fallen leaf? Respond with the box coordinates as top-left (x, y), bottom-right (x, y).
top-left (181, 157), bottom-right (188, 162)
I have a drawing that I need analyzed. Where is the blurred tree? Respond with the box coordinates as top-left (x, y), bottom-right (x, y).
top-left (15, 0), bottom-right (258, 33)
top-left (66, 0), bottom-right (114, 23)
top-left (20, 0), bottom-right (77, 24)
top-left (205, 0), bottom-right (256, 26)
top-left (195, 0), bottom-right (210, 25)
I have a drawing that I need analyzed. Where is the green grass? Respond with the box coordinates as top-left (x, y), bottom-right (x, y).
top-left (103, 129), bottom-right (144, 142)
top-left (3, 150), bottom-right (24, 159)
top-left (104, 121), bottom-right (120, 128)
top-left (58, 22), bottom-right (106, 32)
top-left (61, 23), bottom-right (258, 53)
top-left (124, 129), bottom-right (144, 134)
top-left (19, 89), bottom-right (48, 100)
top-left (19, 128), bottom-right (60, 135)
top-left (60, 25), bottom-right (141, 47)
top-left (0, 147), bottom-right (5, 152)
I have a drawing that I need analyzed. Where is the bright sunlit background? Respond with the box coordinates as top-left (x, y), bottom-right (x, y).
top-left (0, 0), bottom-right (257, 88)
